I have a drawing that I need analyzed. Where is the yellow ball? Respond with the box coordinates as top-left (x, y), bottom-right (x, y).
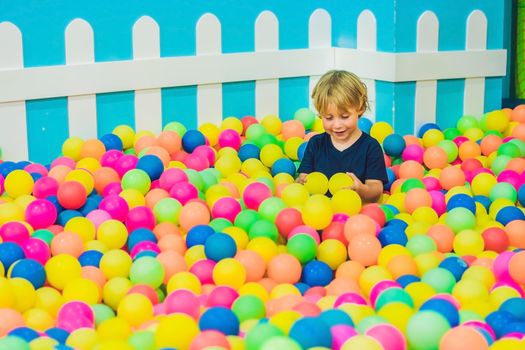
top-left (0, 202), bottom-right (24, 225)
top-left (117, 293), bottom-right (154, 327)
top-left (270, 283), bottom-right (301, 299)
top-left (304, 172), bottom-right (328, 194)
top-left (328, 173), bottom-right (354, 195)
top-left (45, 254), bottom-right (82, 290)
top-left (405, 281), bottom-right (436, 308)
top-left (97, 316), bottom-right (132, 341)
top-left (30, 337), bottom-right (59, 350)
top-left (411, 206), bottom-right (438, 224)
top-left (155, 314), bottom-right (199, 349)
top-left (10, 277), bottom-right (36, 312)
top-left (4, 169), bottom-right (34, 198)
top-left (453, 229), bottom-right (484, 256)
top-left (338, 304), bottom-right (375, 325)
top-left (213, 258), bottom-right (246, 290)
top-left (359, 266), bottom-right (393, 297)
top-left (284, 137), bottom-right (304, 160)
top-left (490, 286), bottom-right (521, 309)
top-left (280, 183), bottom-right (309, 208)
top-left (422, 129), bottom-right (445, 148)
top-left (490, 338), bottom-right (525, 350)
top-left (269, 310), bottom-right (302, 335)
top-left (112, 125), bottom-right (135, 150)
top-left (167, 272), bottom-right (202, 295)
top-left (119, 188), bottom-right (146, 208)
top-left (261, 115), bottom-right (282, 135)
top-left (215, 154), bottom-right (242, 178)
top-left (471, 172), bottom-right (497, 196)
top-left (377, 302), bottom-right (414, 334)
top-left (102, 277), bottom-right (133, 310)
top-left (65, 168), bottom-right (95, 194)
top-left (238, 282), bottom-right (269, 302)
top-left (35, 287), bottom-right (63, 317)
top-left (302, 194), bottom-right (333, 229)
top-left (199, 122), bottom-right (220, 146)
top-left (223, 226), bottom-right (249, 250)
top-left (341, 335), bottom-right (383, 350)
top-left (62, 278), bottom-right (101, 304)
top-left (24, 308), bottom-right (54, 331)
top-left (260, 144), bottom-right (283, 168)
top-left (273, 173), bottom-right (295, 186)
top-left (331, 189), bottom-right (362, 216)
top-left (0, 277), bottom-right (15, 308)
top-left (246, 237), bottom-right (278, 264)
top-left (452, 279), bottom-right (489, 306)
top-left (377, 244), bottom-right (411, 267)
top-left (76, 157), bottom-right (101, 173)
top-left (370, 121), bottom-right (394, 144)
top-left (64, 217), bottom-right (96, 242)
top-left (62, 137), bottom-right (84, 161)
top-left (462, 266), bottom-right (495, 290)
top-left (414, 252), bottom-right (442, 275)
top-left (97, 220), bottom-right (128, 249)
top-left (184, 245), bottom-right (206, 268)
top-left (221, 117), bottom-right (244, 134)
top-left (484, 110), bottom-right (510, 132)
top-left (317, 239), bottom-right (347, 270)
top-left (66, 328), bottom-right (99, 350)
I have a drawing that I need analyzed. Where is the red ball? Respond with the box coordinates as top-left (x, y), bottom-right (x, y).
top-left (360, 203), bottom-right (386, 228)
top-left (481, 227), bottom-right (509, 253)
top-left (275, 208), bottom-right (303, 238)
top-left (240, 116), bottom-right (258, 135)
top-left (321, 221), bottom-right (347, 245)
top-left (57, 181), bottom-right (87, 209)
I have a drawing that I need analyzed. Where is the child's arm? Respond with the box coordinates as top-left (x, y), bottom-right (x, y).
top-left (296, 173), bottom-right (307, 184)
top-left (347, 172), bottom-right (384, 203)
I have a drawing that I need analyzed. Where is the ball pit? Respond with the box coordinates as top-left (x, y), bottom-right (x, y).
top-left (0, 106), bottom-right (525, 348)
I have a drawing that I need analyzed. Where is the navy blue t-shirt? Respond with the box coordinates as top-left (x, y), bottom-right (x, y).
top-left (297, 132), bottom-right (388, 184)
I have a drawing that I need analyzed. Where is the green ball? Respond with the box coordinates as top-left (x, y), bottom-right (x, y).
top-left (185, 169), bottom-right (204, 191)
top-left (209, 217), bottom-right (233, 232)
top-left (153, 197), bottom-right (182, 224)
top-left (255, 133), bottom-right (278, 148)
top-left (256, 177), bottom-right (275, 194)
top-left (245, 323), bottom-right (284, 350)
top-left (129, 330), bottom-right (156, 350)
top-left (92, 303), bottom-right (116, 326)
top-left (258, 197), bottom-right (286, 222)
top-left (407, 311), bottom-right (451, 350)
top-left (489, 182), bottom-right (517, 203)
top-left (400, 178), bottom-right (425, 192)
top-left (163, 121), bottom-right (187, 137)
top-left (375, 288), bottom-right (414, 310)
top-left (459, 309), bottom-right (484, 323)
top-left (437, 139), bottom-right (459, 163)
top-left (121, 169), bottom-right (151, 194)
top-left (129, 256), bottom-right (165, 288)
top-left (200, 170), bottom-right (219, 190)
top-left (261, 337), bottom-right (301, 350)
top-left (406, 234), bottom-right (437, 256)
top-left (234, 209), bottom-right (261, 232)
top-left (380, 205), bottom-right (396, 222)
top-left (286, 233), bottom-right (317, 264)
top-left (509, 138), bottom-right (525, 156)
top-left (31, 229), bottom-right (54, 245)
top-left (231, 295), bottom-right (266, 323)
top-left (456, 115), bottom-right (479, 134)
top-left (443, 127), bottom-right (461, 140)
top-left (245, 124), bottom-right (267, 142)
top-left (124, 148), bottom-right (137, 155)
top-left (294, 107), bottom-right (317, 130)
top-left (248, 219), bottom-right (279, 242)
top-left (491, 155), bottom-right (512, 175)
top-left (0, 336), bottom-right (29, 350)
top-left (445, 207), bottom-right (476, 233)
top-left (498, 142), bottom-right (521, 158)
top-left (356, 315), bottom-right (388, 333)
top-left (421, 267), bottom-right (456, 293)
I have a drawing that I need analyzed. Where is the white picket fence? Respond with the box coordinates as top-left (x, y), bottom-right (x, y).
top-left (0, 9), bottom-right (506, 161)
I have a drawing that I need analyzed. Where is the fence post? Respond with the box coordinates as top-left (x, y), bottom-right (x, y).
top-left (464, 10), bottom-right (487, 118)
top-left (308, 9), bottom-right (331, 112)
top-left (357, 10), bottom-right (377, 122)
top-left (133, 16), bottom-right (162, 133)
top-left (414, 11), bottom-right (439, 132)
top-left (196, 14), bottom-right (222, 126)
top-left (0, 22), bottom-right (27, 161)
top-left (255, 11), bottom-right (279, 118)
top-left (66, 19), bottom-right (97, 139)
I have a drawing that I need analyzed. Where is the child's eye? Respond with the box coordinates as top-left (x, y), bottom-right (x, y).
top-left (341, 115), bottom-right (349, 119)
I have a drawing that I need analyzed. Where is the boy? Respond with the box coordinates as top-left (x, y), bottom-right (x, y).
top-left (297, 70), bottom-right (388, 203)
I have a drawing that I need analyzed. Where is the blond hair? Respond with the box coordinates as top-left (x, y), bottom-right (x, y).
top-left (311, 70), bottom-right (369, 117)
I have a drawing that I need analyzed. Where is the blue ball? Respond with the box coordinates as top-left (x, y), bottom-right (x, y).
top-left (383, 134), bottom-right (406, 157)
top-left (439, 256), bottom-right (468, 281)
top-left (45, 327), bottom-right (69, 344)
top-left (386, 218), bottom-right (408, 230)
top-left (0, 161), bottom-right (17, 177)
top-left (0, 242), bottom-right (25, 270)
top-left (128, 228), bottom-right (157, 251)
top-left (238, 143), bottom-right (260, 162)
top-left (30, 172), bottom-right (43, 182)
top-left (500, 298), bottom-right (525, 321)
top-left (417, 122), bottom-right (441, 138)
top-left (182, 129), bottom-right (206, 153)
top-left (358, 117), bottom-right (373, 134)
top-left (294, 282), bottom-right (310, 295)
top-left (204, 233), bottom-right (237, 262)
top-left (473, 195), bottom-right (492, 211)
top-left (78, 250), bottom-right (104, 267)
top-left (10, 259), bottom-right (46, 289)
top-left (377, 226), bottom-right (408, 247)
top-left (302, 260), bottom-right (333, 287)
top-left (486, 311), bottom-right (518, 338)
top-left (446, 193), bottom-right (476, 214)
top-left (134, 250), bottom-right (159, 260)
top-left (319, 309), bottom-right (354, 328)
top-left (518, 184), bottom-right (525, 207)
top-left (199, 307), bottom-right (239, 336)
top-left (57, 210), bottom-right (82, 226)
top-left (297, 142), bottom-right (308, 161)
top-left (46, 195), bottom-right (64, 213)
top-left (289, 316), bottom-right (332, 349)
top-left (186, 225), bottom-right (215, 248)
top-left (79, 195), bottom-right (102, 216)
top-left (396, 274), bottom-right (420, 287)
top-left (271, 158), bottom-right (297, 176)
top-left (420, 298), bottom-right (459, 327)
top-left (100, 133), bottom-right (123, 151)
top-left (8, 327), bottom-right (40, 342)
top-left (136, 154), bottom-right (164, 181)
top-left (496, 206), bottom-right (525, 225)
top-left (384, 168), bottom-right (396, 191)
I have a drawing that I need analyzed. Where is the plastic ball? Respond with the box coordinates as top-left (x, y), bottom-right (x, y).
top-left (406, 311), bottom-right (450, 350)
top-left (199, 306), bottom-right (240, 336)
top-left (289, 316), bottom-right (332, 349)
top-left (212, 258), bottom-right (246, 290)
top-left (204, 233), bottom-right (237, 262)
top-left (129, 256), bottom-right (164, 288)
top-left (302, 260), bottom-right (333, 287)
top-left (267, 253), bottom-right (302, 284)
top-left (286, 234), bottom-right (317, 264)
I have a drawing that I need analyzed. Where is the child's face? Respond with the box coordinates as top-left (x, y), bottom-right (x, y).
top-left (320, 103), bottom-right (360, 143)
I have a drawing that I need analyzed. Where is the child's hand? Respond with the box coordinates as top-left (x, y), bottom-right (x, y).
top-left (296, 173), bottom-right (307, 184)
top-left (346, 172), bottom-right (363, 191)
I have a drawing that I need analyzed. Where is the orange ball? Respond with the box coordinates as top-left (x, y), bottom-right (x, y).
top-left (134, 135), bottom-right (159, 154)
top-left (158, 234), bottom-right (186, 254)
top-left (93, 167), bottom-right (120, 194)
top-left (179, 201), bottom-right (211, 233)
top-left (144, 146), bottom-right (171, 167)
top-left (440, 325), bottom-right (490, 350)
top-left (427, 224), bottom-right (455, 253)
top-left (398, 160), bottom-right (425, 179)
top-left (80, 139), bottom-right (106, 161)
top-left (157, 130), bottom-right (182, 156)
top-left (505, 220), bottom-right (525, 249)
top-left (423, 146), bottom-right (448, 169)
top-left (509, 250), bottom-right (525, 285)
top-left (154, 222), bottom-right (182, 239)
top-left (343, 214), bottom-right (377, 242)
top-left (0, 309), bottom-right (24, 336)
top-left (480, 134), bottom-right (503, 156)
top-left (458, 140), bottom-right (481, 160)
top-left (267, 253), bottom-right (302, 284)
top-left (326, 277), bottom-right (361, 296)
top-left (57, 181), bottom-right (87, 209)
top-left (281, 120), bottom-right (306, 140)
top-left (258, 277), bottom-right (277, 294)
top-left (387, 254), bottom-right (418, 279)
top-left (145, 188), bottom-right (170, 208)
top-left (511, 104), bottom-right (525, 123)
top-left (347, 233), bottom-right (382, 267)
top-left (51, 232), bottom-right (84, 257)
top-left (236, 250), bottom-right (266, 282)
top-left (157, 251), bottom-right (187, 284)
top-left (505, 158), bottom-right (525, 174)
top-left (48, 165), bottom-right (72, 184)
top-left (404, 188), bottom-right (432, 214)
top-left (403, 135), bottom-right (421, 146)
top-left (511, 123), bottom-right (525, 142)
top-left (336, 260), bottom-right (365, 282)
top-left (439, 165), bottom-right (466, 190)
top-left (81, 266), bottom-right (107, 291)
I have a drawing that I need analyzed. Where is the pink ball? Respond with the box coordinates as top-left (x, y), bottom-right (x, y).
top-left (402, 144), bottom-right (424, 163)
top-left (493, 251), bottom-right (515, 280)
top-left (453, 136), bottom-right (470, 147)
top-left (431, 294), bottom-right (460, 309)
top-left (128, 284), bottom-right (159, 304)
top-left (206, 286), bottom-right (239, 308)
top-left (0, 175), bottom-right (4, 194)
top-left (158, 168), bottom-right (188, 191)
top-left (184, 154), bottom-right (209, 171)
top-left (169, 181), bottom-right (199, 205)
top-left (33, 176), bottom-right (59, 198)
top-left (332, 213), bottom-right (350, 223)
top-left (0, 221), bottom-right (30, 243)
top-left (114, 154), bottom-right (138, 178)
top-left (334, 292), bottom-right (368, 308)
top-left (369, 280), bottom-right (402, 307)
top-left (154, 302), bottom-right (166, 316)
top-left (422, 177), bottom-right (441, 191)
top-left (288, 225), bottom-right (321, 244)
top-left (100, 150), bottom-right (124, 168)
top-left (102, 182), bottom-right (122, 196)
top-left (57, 301), bottom-right (94, 332)
top-left (21, 237), bottom-right (51, 265)
top-left (24, 163), bottom-right (48, 176)
top-left (332, 325), bottom-right (359, 350)
top-left (211, 197), bottom-right (241, 223)
top-left (429, 190), bottom-right (446, 216)
top-left (498, 170), bottom-right (523, 190)
top-left (242, 182), bottom-right (272, 210)
top-left (164, 289), bottom-right (201, 319)
top-left (193, 145), bottom-right (216, 166)
top-left (86, 209), bottom-right (112, 229)
top-left (51, 156), bottom-right (76, 169)
top-left (462, 321), bottom-right (496, 340)
top-left (190, 330), bottom-right (230, 350)
top-left (190, 259), bottom-right (216, 284)
top-left (125, 206), bottom-right (156, 232)
top-left (130, 241), bottom-right (161, 259)
top-left (218, 129), bottom-right (242, 150)
top-left (366, 324), bottom-right (407, 350)
top-left (25, 199), bottom-right (58, 229)
top-left (99, 195), bottom-right (129, 222)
